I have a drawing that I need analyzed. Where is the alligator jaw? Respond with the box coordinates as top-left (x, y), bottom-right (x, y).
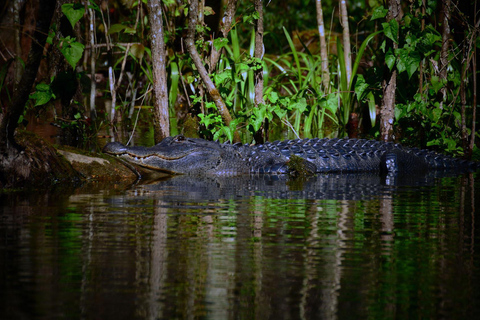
top-left (103, 141), bottom-right (195, 174)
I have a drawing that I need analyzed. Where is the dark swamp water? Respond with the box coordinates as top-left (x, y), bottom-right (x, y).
top-left (1, 171), bottom-right (480, 320)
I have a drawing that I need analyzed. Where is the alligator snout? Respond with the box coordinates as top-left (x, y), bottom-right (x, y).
top-left (103, 142), bottom-right (128, 155)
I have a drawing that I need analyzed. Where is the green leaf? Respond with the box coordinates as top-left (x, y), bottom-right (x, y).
top-left (395, 48), bottom-right (407, 74)
top-left (268, 91), bottom-right (279, 104)
top-left (47, 29), bottom-right (55, 45)
top-left (371, 6), bottom-right (388, 20)
top-left (430, 75), bottom-right (445, 93)
top-left (108, 24), bottom-right (127, 35)
top-left (283, 27), bottom-right (303, 88)
top-left (290, 98), bottom-right (307, 114)
top-left (367, 91), bottom-right (376, 127)
top-left (380, 39), bottom-right (386, 52)
top-left (213, 37), bottom-right (229, 51)
top-left (124, 27), bottom-right (136, 34)
top-left (243, 11), bottom-right (259, 24)
top-left (62, 3), bottom-right (85, 29)
top-left (354, 74), bottom-right (368, 100)
top-left (169, 61), bottom-right (179, 110)
top-left (405, 50), bottom-right (421, 78)
top-left (421, 27), bottom-right (441, 48)
top-left (425, 0), bottom-right (437, 15)
top-left (252, 105), bottom-right (267, 132)
top-left (321, 93), bottom-right (338, 115)
top-left (429, 107), bottom-right (442, 123)
top-left (427, 139), bottom-right (440, 147)
top-left (30, 83), bottom-right (56, 107)
top-left (385, 48), bottom-right (395, 70)
top-left (203, 6), bottom-right (215, 16)
top-left (87, 0), bottom-right (101, 13)
top-left (205, 101), bottom-right (216, 109)
top-left (394, 104), bottom-right (404, 120)
top-left (350, 30), bottom-right (382, 88)
top-left (214, 70), bottom-right (232, 86)
top-left (382, 19), bottom-right (398, 43)
top-left (198, 113), bottom-right (220, 128)
top-left (60, 38), bottom-right (85, 69)
top-left (130, 43), bottom-right (145, 59)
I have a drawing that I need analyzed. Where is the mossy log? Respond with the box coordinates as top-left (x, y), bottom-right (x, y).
top-left (0, 131), bottom-right (135, 189)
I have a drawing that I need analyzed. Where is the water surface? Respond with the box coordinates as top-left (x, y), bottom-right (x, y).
top-left (1, 172), bottom-right (479, 319)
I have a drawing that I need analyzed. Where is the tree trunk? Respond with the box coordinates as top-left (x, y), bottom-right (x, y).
top-left (460, 57), bottom-right (467, 152)
top-left (316, 0), bottom-right (330, 91)
top-left (469, 14), bottom-right (477, 157)
top-left (418, 1), bottom-right (425, 94)
top-left (380, 0), bottom-right (400, 142)
top-left (13, 0), bottom-right (23, 85)
top-left (253, 0), bottom-right (266, 143)
top-left (185, 0), bottom-right (239, 142)
top-left (0, 0), bottom-right (56, 150)
top-left (439, 0), bottom-right (451, 109)
top-left (147, 0), bottom-right (170, 143)
top-left (209, 0), bottom-right (238, 71)
top-left (88, 7), bottom-right (97, 120)
top-left (339, 0), bottom-right (351, 84)
top-left (254, 0), bottom-right (264, 107)
top-left (0, 0), bottom-right (63, 188)
top-left (380, 70), bottom-right (397, 141)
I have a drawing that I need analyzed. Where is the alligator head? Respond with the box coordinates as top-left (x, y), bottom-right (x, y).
top-left (103, 135), bottom-right (231, 175)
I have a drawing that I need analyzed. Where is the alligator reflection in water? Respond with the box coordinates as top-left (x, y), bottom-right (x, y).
top-left (127, 170), bottom-right (461, 202)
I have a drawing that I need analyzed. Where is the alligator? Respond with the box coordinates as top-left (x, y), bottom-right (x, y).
top-left (103, 135), bottom-right (478, 176)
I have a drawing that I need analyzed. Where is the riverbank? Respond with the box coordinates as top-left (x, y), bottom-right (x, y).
top-left (0, 131), bottom-right (136, 189)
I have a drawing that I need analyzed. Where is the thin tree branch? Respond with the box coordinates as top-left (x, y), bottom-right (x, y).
top-left (185, 0), bottom-right (239, 141)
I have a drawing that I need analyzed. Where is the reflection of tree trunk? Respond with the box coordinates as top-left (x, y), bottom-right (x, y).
top-left (147, 203), bottom-right (169, 319)
top-left (316, 0), bottom-right (330, 91)
top-left (147, 0), bottom-right (170, 143)
top-left (379, 198), bottom-right (394, 250)
top-left (380, 0), bottom-right (400, 142)
top-left (253, 210), bottom-right (265, 320)
top-left (204, 213), bottom-right (235, 319)
top-left (234, 207), bottom-right (256, 318)
top-left (339, 0), bottom-right (351, 84)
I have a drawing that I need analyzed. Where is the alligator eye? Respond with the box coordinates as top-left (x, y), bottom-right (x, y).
top-left (174, 135), bottom-right (186, 142)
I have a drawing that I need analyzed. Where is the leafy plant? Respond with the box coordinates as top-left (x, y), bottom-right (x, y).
top-left (336, 30), bottom-right (381, 128)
